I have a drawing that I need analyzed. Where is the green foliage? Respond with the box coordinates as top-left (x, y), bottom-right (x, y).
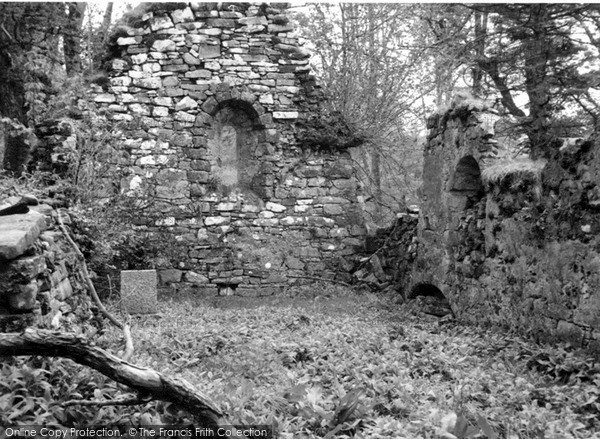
top-left (6, 291), bottom-right (598, 436)
top-left (0, 356), bottom-right (192, 427)
top-left (525, 347), bottom-right (600, 384)
top-left (0, 357), bottom-right (125, 426)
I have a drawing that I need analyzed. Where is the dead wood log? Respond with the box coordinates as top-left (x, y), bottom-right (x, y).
top-left (0, 328), bottom-right (225, 426)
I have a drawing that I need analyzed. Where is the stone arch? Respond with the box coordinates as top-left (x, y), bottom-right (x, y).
top-left (213, 99), bottom-right (263, 129)
top-left (408, 282), bottom-right (446, 299)
top-left (206, 99), bottom-right (265, 196)
top-left (408, 283), bottom-right (452, 317)
top-left (448, 155), bottom-right (484, 210)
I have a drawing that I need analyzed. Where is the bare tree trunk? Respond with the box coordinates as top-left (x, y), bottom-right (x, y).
top-left (64, 2), bottom-right (86, 74)
top-left (477, 58), bottom-right (526, 118)
top-left (472, 10), bottom-right (488, 97)
top-left (102, 2), bottom-right (114, 43)
top-left (367, 4), bottom-right (382, 223)
top-left (523, 4), bottom-right (552, 158)
top-left (0, 329), bottom-right (226, 426)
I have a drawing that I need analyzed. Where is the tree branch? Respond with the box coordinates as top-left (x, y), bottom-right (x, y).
top-left (56, 210), bottom-right (134, 361)
top-left (0, 329), bottom-right (225, 426)
top-left (477, 57), bottom-right (527, 117)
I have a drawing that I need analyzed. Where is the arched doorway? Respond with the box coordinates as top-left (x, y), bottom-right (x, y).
top-left (448, 155), bottom-right (484, 211)
top-left (408, 282), bottom-right (445, 299)
top-left (408, 283), bottom-right (452, 317)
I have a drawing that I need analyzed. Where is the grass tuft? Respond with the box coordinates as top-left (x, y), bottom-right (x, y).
top-left (482, 157), bottom-right (546, 188)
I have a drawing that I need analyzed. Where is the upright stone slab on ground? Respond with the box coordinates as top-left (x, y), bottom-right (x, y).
top-left (121, 270), bottom-right (158, 314)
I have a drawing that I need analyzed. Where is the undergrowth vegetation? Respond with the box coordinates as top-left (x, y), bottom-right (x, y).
top-left (2, 287), bottom-right (600, 438)
top-left (481, 158), bottom-right (546, 190)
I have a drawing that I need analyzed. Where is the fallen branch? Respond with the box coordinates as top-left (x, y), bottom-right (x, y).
top-left (0, 329), bottom-right (225, 426)
top-left (121, 315), bottom-right (134, 362)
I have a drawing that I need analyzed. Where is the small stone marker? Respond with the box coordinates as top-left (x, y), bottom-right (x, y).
top-left (121, 270), bottom-right (157, 314)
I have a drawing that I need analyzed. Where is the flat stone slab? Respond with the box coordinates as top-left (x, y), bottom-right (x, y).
top-left (121, 269), bottom-right (158, 314)
top-left (0, 213), bottom-right (47, 260)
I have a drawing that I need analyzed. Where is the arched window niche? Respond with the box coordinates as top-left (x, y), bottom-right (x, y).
top-left (206, 99), bottom-right (265, 197)
top-left (448, 155), bottom-right (484, 210)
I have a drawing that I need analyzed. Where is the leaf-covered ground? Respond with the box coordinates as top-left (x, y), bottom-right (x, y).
top-left (2, 287), bottom-right (600, 438)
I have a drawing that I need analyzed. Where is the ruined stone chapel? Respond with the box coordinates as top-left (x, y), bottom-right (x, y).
top-left (94, 2), bottom-right (366, 295)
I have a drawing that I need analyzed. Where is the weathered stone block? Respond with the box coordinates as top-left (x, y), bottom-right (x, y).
top-left (184, 271), bottom-right (209, 285)
top-left (0, 213), bottom-right (47, 260)
top-left (269, 24), bottom-right (294, 33)
top-left (150, 16), bottom-right (174, 31)
top-left (175, 111), bottom-right (196, 123)
top-left (8, 281), bottom-right (39, 311)
top-left (175, 96), bottom-right (198, 111)
top-left (187, 171), bottom-right (210, 183)
top-left (115, 36), bottom-right (137, 46)
top-left (190, 160), bottom-right (211, 171)
top-left (207, 18), bottom-right (235, 27)
top-left (52, 278), bottom-right (73, 300)
top-left (285, 256), bottom-right (304, 270)
top-left (152, 39), bottom-right (177, 52)
top-left (50, 261), bottom-right (69, 286)
top-left (185, 69), bottom-right (212, 79)
top-left (153, 107), bottom-right (169, 117)
top-left (205, 216), bottom-right (230, 226)
top-left (253, 218), bottom-right (279, 227)
top-left (159, 269), bottom-right (182, 284)
top-left (163, 64), bottom-right (189, 73)
top-left (218, 285), bottom-right (235, 296)
top-left (237, 25), bottom-right (265, 34)
top-left (324, 204), bottom-right (344, 215)
top-left (11, 255), bottom-right (46, 279)
top-left (266, 202), bottom-right (286, 213)
top-left (197, 44), bottom-right (221, 59)
top-left (237, 287), bottom-right (259, 297)
top-left (121, 270), bottom-right (158, 314)
top-left (171, 7), bottom-right (194, 24)
top-left (154, 96), bottom-right (173, 107)
top-left (198, 28), bottom-right (222, 36)
top-left (94, 94), bottom-right (116, 103)
top-left (216, 202), bottom-right (236, 211)
top-left (132, 77), bottom-right (162, 89)
top-left (238, 16), bottom-right (268, 26)
top-left (183, 52), bottom-right (201, 65)
top-left (273, 111), bottom-right (299, 120)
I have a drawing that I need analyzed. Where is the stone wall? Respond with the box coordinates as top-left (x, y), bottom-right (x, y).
top-left (412, 100), bottom-right (600, 354)
top-left (93, 3), bottom-right (366, 294)
top-left (0, 201), bottom-right (92, 332)
top-left (355, 213), bottom-right (418, 294)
